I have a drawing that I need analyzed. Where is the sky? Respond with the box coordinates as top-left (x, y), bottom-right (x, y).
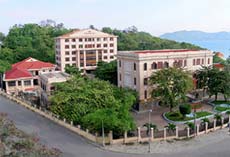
top-left (0, 0), bottom-right (230, 36)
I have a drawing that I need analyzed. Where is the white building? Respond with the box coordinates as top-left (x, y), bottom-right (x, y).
top-left (55, 29), bottom-right (117, 72)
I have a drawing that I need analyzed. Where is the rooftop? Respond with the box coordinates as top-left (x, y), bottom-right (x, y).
top-left (40, 71), bottom-right (70, 83)
top-left (4, 68), bottom-right (32, 80)
top-left (56, 28), bottom-right (117, 38)
top-left (134, 49), bottom-right (201, 54)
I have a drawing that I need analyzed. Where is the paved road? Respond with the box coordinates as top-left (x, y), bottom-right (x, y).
top-left (0, 95), bottom-right (230, 157)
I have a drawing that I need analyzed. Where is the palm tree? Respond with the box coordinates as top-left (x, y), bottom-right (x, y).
top-left (149, 67), bottom-right (193, 112)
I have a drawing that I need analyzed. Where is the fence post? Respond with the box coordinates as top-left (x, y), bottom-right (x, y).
top-left (109, 131), bottom-right (113, 145)
top-left (196, 124), bottom-right (199, 135)
top-left (164, 128), bottom-right (167, 140)
top-left (70, 121), bottom-right (73, 126)
top-left (176, 126), bottom-right (178, 138)
top-left (205, 122), bottom-right (208, 133)
top-left (187, 127), bottom-right (190, 138)
top-left (124, 131), bottom-right (127, 144)
top-left (86, 129), bottom-right (89, 133)
top-left (137, 127), bottom-right (141, 142)
top-left (63, 118), bottom-right (66, 123)
top-left (150, 128), bottom-right (154, 141)
top-left (214, 120), bottom-right (216, 131)
top-left (77, 125), bottom-right (81, 129)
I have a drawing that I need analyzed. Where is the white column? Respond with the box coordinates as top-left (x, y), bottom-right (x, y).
top-left (205, 122), bottom-right (208, 133)
top-left (176, 126), bottom-right (179, 138)
top-left (196, 124), bottom-right (199, 135)
top-left (214, 120), bottom-right (216, 130)
top-left (137, 127), bottom-right (141, 142)
top-left (150, 128), bottom-right (154, 141)
top-left (187, 128), bottom-right (190, 138)
top-left (164, 128), bottom-right (167, 140)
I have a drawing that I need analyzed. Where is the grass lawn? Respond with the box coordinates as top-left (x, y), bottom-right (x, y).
top-left (212, 100), bottom-right (230, 105)
top-left (165, 111), bottom-right (212, 122)
top-left (215, 106), bottom-right (230, 112)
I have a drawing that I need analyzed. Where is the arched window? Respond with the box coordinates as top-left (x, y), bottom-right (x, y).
top-left (119, 60), bottom-right (121, 67)
top-left (144, 63), bottom-right (147, 71)
top-left (152, 62), bottom-right (157, 69)
top-left (164, 62), bottom-right (169, 68)
top-left (134, 63), bottom-right (136, 71)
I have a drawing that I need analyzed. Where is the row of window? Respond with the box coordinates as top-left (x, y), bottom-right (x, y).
top-left (64, 37), bottom-right (114, 43)
top-left (193, 58), bottom-right (210, 65)
top-left (64, 49), bottom-right (114, 55)
top-left (65, 56), bottom-right (114, 62)
top-left (65, 43), bottom-right (114, 49)
top-left (8, 79), bottom-right (38, 87)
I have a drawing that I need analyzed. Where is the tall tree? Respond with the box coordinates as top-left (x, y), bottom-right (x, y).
top-left (149, 67), bottom-right (193, 112)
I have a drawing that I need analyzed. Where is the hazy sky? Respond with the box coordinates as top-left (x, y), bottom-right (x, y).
top-left (1, 0), bottom-right (230, 36)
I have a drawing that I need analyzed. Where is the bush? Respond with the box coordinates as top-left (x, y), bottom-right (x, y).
top-left (185, 122), bottom-right (195, 130)
top-left (179, 104), bottom-right (191, 118)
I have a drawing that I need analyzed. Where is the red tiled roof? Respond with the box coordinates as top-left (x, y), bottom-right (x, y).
top-left (4, 68), bottom-right (32, 80)
top-left (213, 63), bottom-right (224, 68)
top-left (135, 49), bottom-right (200, 54)
top-left (12, 57), bottom-right (55, 70)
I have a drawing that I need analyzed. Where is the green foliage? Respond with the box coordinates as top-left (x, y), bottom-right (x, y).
top-left (179, 104), bottom-right (191, 118)
top-left (50, 75), bottom-right (137, 135)
top-left (102, 27), bottom-right (203, 51)
top-left (2, 21), bottom-right (70, 64)
top-left (201, 118), bottom-right (210, 124)
top-left (150, 67), bottom-right (193, 111)
top-left (185, 122), bottom-right (195, 130)
top-left (95, 60), bottom-right (117, 85)
top-left (143, 123), bottom-right (158, 135)
top-left (165, 123), bottom-right (176, 132)
top-left (64, 65), bottom-right (81, 76)
top-left (214, 114), bottom-right (222, 121)
top-left (213, 53), bottom-right (225, 64)
top-left (215, 106), bottom-right (230, 112)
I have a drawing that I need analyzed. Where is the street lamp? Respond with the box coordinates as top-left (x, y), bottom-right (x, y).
top-left (148, 109), bottom-right (152, 153)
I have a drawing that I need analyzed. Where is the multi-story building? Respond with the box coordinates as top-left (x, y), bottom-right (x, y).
top-left (40, 71), bottom-right (70, 107)
top-left (117, 49), bottom-right (213, 110)
top-left (3, 57), bottom-right (55, 95)
top-left (55, 29), bottom-right (117, 72)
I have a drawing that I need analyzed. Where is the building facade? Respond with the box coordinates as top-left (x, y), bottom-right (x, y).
top-left (55, 29), bottom-right (117, 72)
top-left (40, 71), bottom-right (70, 107)
top-left (3, 57), bottom-right (55, 95)
top-left (117, 49), bottom-right (213, 109)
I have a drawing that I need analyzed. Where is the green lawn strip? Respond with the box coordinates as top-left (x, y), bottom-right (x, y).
top-left (212, 101), bottom-right (230, 105)
top-left (165, 111), bottom-right (212, 122)
top-left (215, 106), bottom-right (230, 112)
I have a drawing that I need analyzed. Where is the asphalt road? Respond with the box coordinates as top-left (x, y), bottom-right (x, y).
top-left (0, 95), bottom-right (230, 157)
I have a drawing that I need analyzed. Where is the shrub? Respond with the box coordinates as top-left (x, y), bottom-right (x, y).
top-left (201, 118), bottom-right (210, 125)
top-left (143, 123), bottom-right (157, 135)
top-left (185, 122), bottom-right (195, 130)
top-left (165, 123), bottom-right (176, 132)
top-left (179, 104), bottom-right (191, 118)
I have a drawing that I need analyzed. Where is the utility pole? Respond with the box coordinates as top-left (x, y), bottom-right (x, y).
top-left (102, 120), bottom-right (105, 147)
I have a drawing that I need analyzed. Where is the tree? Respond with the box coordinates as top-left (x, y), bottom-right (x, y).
top-left (0, 32), bottom-right (5, 43)
top-left (64, 65), bottom-right (81, 76)
top-left (179, 104), bottom-right (191, 118)
top-left (149, 67), bottom-right (193, 112)
top-left (95, 61), bottom-right (117, 85)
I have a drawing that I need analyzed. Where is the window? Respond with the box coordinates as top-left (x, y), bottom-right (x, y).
top-left (202, 59), bottom-right (204, 64)
top-left (35, 71), bottom-right (39, 75)
top-left (193, 59), bottom-right (196, 65)
top-left (72, 57), bottom-right (76, 61)
top-left (104, 56), bottom-right (108, 59)
top-left (196, 59), bottom-right (200, 65)
top-left (119, 73), bottom-right (122, 81)
top-left (18, 81), bottom-right (21, 86)
top-left (79, 45), bottom-right (83, 48)
top-left (72, 63), bottom-right (76, 66)
top-left (97, 38), bottom-right (100, 41)
top-left (144, 90), bottom-right (147, 99)
top-left (103, 44), bottom-right (108, 47)
top-left (65, 51), bottom-right (69, 55)
top-left (80, 63), bottom-right (84, 67)
top-left (110, 37), bottom-right (114, 41)
top-left (178, 60), bottom-right (183, 67)
top-left (157, 62), bottom-right (163, 69)
top-left (8, 81), bottom-right (16, 87)
top-left (152, 62), bottom-right (157, 69)
top-left (144, 78), bottom-right (148, 85)
top-left (134, 63), bottom-right (136, 71)
top-left (103, 37), bottom-right (107, 41)
top-left (72, 39), bottom-right (76, 42)
top-left (208, 58), bottom-right (210, 64)
top-left (119, 60), bottom-right (121, 67)
top-left (72, 45), bottom-right (76, 48)
top-left (110, 56), bottom-right (114, 59)
top-left (110, 43), bottom-right (114, 47)
top-left (24, 80), bottom-right (31, 86)
top-left (184, 60), bottom-right (187, 66)
top-left (33, 79), bottom-right (38, 85)
top-left (164, 62), bottom-right (169, 68)
top-left (65, 39), bottom-right (69, 42)
top-left (65, 58), bottom-right (70, 62)
top-left (144, 63), bottom-right (147, 71)
top-left (65, 45), bottom-right (69, 49)
top-left (104, 50), bottom-right (107, 53)
top-left (79, 38), bottom-right (83, 42)
top-left (72, 51), bottom-right (76, 55)
top-left (110, 49), bottom-right (114, 53)
top-left (134, 77), bottom-right (136, 85)
top-left (97, 44), bottom-right (101, 48)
